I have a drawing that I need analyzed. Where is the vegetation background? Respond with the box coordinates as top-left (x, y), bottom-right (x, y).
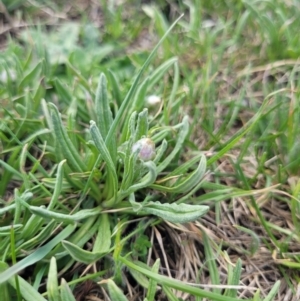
top-left (0, 0), bottom-right (300, 300)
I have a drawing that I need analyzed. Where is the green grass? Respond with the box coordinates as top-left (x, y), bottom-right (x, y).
top-left (1, 1), bottom-right (300, 300)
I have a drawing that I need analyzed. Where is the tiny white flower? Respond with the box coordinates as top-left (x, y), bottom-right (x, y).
top-left (146, 95), bottom-right (161, 107)
top-left (132, 138), bottom-right (156, 161)
top-left (0, 69), bottom-right (16, 83)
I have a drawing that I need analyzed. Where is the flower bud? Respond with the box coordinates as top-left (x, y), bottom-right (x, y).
top-left (132, 138), bottom-right (156, 161)
top-left (146, 95), bottom-right (161, 107)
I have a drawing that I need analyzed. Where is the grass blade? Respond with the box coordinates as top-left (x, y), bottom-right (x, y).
top-left (263, 280), bottom-right (280, 301)
top-left (105, 14), bottom-right (184, 146)
top-left (93, 214), bottom-right (111, 253)
top-left (47, 257), bottom-right (61, 301)
top-left (49, 103), bottom-right (86, 172)
top-left (0, 262), bottom-right (11, 301)
top-left (225, 258), bottom-right (242, 298)
top-left (95, 73), bottom-right (113, 139)
top-left (48, 159), bottom-right (66, 210)
top-left (135, 201), bottom-right (209, 223)
top-left (8, 275), bottom-right (47, 301)
top-left (60, 279), bottom-right (76, 301)
top-left (61, 240), bottom-right (107, 264)
top-left (151, 154), bottom-right (206, 193)
top-left (203, 232), bottom-right (220, 294)
top-left (120, 256), bottom-right (247, 301)
top-left (0, 224), bottom-right (76, 284)
top-left (156, 116), bottom-right (189, 173)
top-left (107, 279), bottom-right (128, 301)
top-left (146, 259), bottom-right (160, 301)
top-left (18, 61), bottom-right (42, 91)
top-left (90, 120), bottom-right (118, 201)
top-left (95, 73), bottom-right (117, 162)
top-left (207, 97), bottom-right (271, 166)
top-left (20, 202), bottom-right (102, 223)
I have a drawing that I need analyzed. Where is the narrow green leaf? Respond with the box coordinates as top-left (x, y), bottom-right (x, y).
top-left (66, 106), bottom-right (78, 147)
top-left (53, 78), bottom-right (73, 104)
top-left (129, 111), bottom-right (138, 138)
top-left (18, 61), bottom-right (42, 90)
top-left (48, 160), bottom-right (66, 210)
top-left (207, 97), bottom-right (271, 166)
top-left (0, 222), bottom-right (22, 233)
top-left (103, 160), bottom-right (157, 208)
top-left (107, 279), bottom-right (128, 301)
top-left (107, 69), bottom-right (122, 107)
top-left (0, 262), bottom-right (11, 301)
top-left (95, 73), bottom-right (117, 163)
top-left (164, 153), bottom-right (202, 178)
top-left (119, 110), bottom-right (137, 144)
top-left (234, 225), bottom-right (260, 255)
top-left (146, 259), bottom-right (160, 301)
top-left (32, 79), bottom-right (46, 109)
top-left (235, 10), bottom-right (251, 41)
top-left (67, 215), bottom-right (99, 246)
top-left (112, 221), bottom-right (123, 285)
top-left (135, 109), bottom-right (149, 141)
top-left (32, 265), bottom-right (47, 290)
top-left (66, 62), bottom-right (92, 93)
top-left (17, 221), bottom-right (56, 253)
top-left (62, 240), bottom-right (107, 264)
top-left (129, 268), bottom-right (149, 288)
top-left (145, 4), bottom-right (169, 34)
top-left (120, 257), bottom-right (246, 301)
top-left (166, 60), bottom-right (180, 122)
top-left (105, 14), bottom-right (184, 146)
top-left (134, 201), bottom-right (209, 223)
top-left (123, 161), bottom-right (157, 195)
top-left (0, 224), bottom-right (76, 284)
top-left (253, 289), bottom-right (261, 301)
top-left (156, 116), bottom-right (189, 173)
top-left (13, 190), bottom-right (21, 226)
top-left (234, 161), bottom-right (280, 249)
top-left (130, 77), bottom-right (149, 114)
top-left (47, 257), bottom-right (61, 301)
top-left (225, 258), bottom-right (242, 298)
top-left (153, 139), bottom-right (168, 164)
top-left (20, 202), bottom-right (102, 223)
top-left (151, 154), bottom-right (206, 193)
top-left (49, 103), bottom-right (86, 172)
top-left (90, 120), bottom-right (118, 201)
top-left (19, 142), bottom-right (28, 177)
top-left (60, 279), bottom-right (76, 301)
top-left (120, 148), bottom-right (138, 192)
top-left (22, 129), bottom-right (52, 144)
top-left (42, 175), bottom-right (71, 191)
top-left (41, 98), bottom-right (53, 130)
top-left (263, 280), bottom-right (280, 301)
top-left (203, 232), bottom-right (220, 294)
top-left (148, 57), bottom-right (178, 88)
top-left (162, 285), bottom-right (180, 301)
top-left (89, 120), bottom-right (114, 168)
top-left (0, 159), bottom-right (23, 180)
top-left (9, 224), bottom-right (21, 300)
top-left (93, 214), bottom-right (111, 253)
top-left (8, 275), bottom-right (47, 301)
top-left (95, 73), bottom-right (113, 140)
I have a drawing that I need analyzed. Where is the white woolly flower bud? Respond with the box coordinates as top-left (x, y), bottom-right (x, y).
top-left (132, 138), bottom-right (156, 161)
top-left (146, 95), bottom-right (161, 107)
